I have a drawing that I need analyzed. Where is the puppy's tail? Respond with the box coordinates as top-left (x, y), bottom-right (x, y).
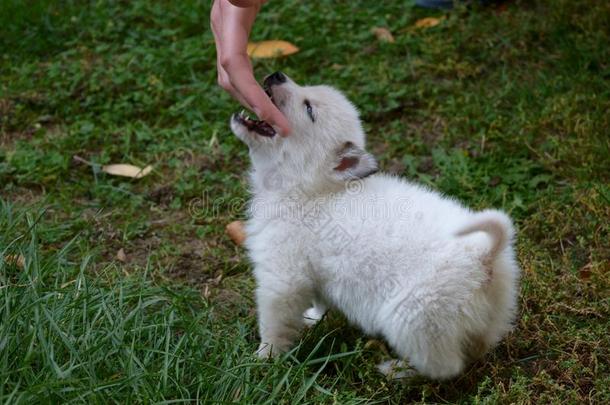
top-left (456, 209), bottom-right (514, 261)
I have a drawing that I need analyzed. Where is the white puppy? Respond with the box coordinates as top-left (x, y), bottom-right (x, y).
top-left (229, 72), bottom-right (520, 380)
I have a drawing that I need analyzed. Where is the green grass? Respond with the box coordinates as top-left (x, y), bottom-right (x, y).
top-left (1, 0), bottom-right (609, 402)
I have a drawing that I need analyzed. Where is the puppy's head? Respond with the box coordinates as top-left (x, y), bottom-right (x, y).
top-left (230, 72), bottom-right (377, 195)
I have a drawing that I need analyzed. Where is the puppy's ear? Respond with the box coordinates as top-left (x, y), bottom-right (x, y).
top-left (332, 142), bottom-right (378, 181)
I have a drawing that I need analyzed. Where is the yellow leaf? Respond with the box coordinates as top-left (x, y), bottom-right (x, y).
top-left (102, 164), bottom-right (152, 179)
top-left (247, 40), bottom-right (299, 59)
top-left (226, 220), bottom-right (246, 246)
top-left (414, 17), bottom-right (442, 29)
top-left (4, 254), bottom-right (25, 268)
top-left (372, 27), bottom-right (395, 43)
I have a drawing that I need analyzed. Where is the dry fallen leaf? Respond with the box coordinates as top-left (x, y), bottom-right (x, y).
top-left (202, 284), bottom-right (211, 299)
top-left (578, 263), bottom-right (592, 281)
top-left (102, 164), bottom-right (152, 179)
top-left (4, 254), bottom-right (25, 268)
top-left (372, 27), bottom-right (395, 43)
top-left (247, 40), bottom-right (299, 59)
top-left (414, 17), bottom-right (442, 29)
top-left (116, 248), bottom-right (127, 263)
top-left (226, 220), bottom-right (247, 246)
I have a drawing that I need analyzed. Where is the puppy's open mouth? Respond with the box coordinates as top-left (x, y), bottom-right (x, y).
top-left (233, 111), bottom-right (276, 137)
top-left (233, 86), bottom-right (277, 137)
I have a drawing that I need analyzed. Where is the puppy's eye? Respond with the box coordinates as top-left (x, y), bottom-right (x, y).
top-left (304, 100), bottom-right (315, 122)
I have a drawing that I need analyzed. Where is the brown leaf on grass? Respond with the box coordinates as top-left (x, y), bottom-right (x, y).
top-left (226, 220), bottom-right (246, 246)
top-left (202, 284), bottom-right (212, 299)
top-left (116, 248), bottom-right (127, 263)
top-left (414, 17), bottom-right (443, 29)
top-left (372, 27), bottom-right (395, 43)
top-left (102, 164), bottom-right (153, 179)
top-left (578, 263), bottom-right (592, 281)
top-left (247, 40), bottom-right (299, 59)
top-left (4, 254), bottom-right (25, 268)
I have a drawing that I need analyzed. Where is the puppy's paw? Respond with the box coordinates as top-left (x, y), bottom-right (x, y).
top-left (256, 342), bottom-right (287, 359)
top-left (377, 359), bottom-right (417, 380)
top-left (302, 306), bottom-right (325, 327)
top-left (256, 342), bottom-right (273, 359)
top-left (303, 307), bottom-right (324, 327)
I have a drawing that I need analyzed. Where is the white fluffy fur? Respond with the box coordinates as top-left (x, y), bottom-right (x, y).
top-left (230, 74), bottom-right (520, 380)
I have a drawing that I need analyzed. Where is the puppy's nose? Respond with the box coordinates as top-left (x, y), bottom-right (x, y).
top-left (264, 71), bottom-right (287, 87)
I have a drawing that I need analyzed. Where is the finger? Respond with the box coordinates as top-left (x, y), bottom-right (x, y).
top-left (219, 51), bottom-right (288, 126)
top-left (234, 72), bottom-right (292, 136)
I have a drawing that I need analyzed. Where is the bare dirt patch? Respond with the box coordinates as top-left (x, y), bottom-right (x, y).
top-left (1, 185), bottom-right (43, 205)
top-left (0, 129), bottom-right (35, 149)
top-left (88, 206), bottom-right (245, 296)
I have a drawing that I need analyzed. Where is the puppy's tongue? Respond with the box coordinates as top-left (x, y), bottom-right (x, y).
top-left (236, 111), bottom-right (276, 137)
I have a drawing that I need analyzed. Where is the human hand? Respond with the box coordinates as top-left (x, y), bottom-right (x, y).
top-left (211, 0), bottom-right (291, 136)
